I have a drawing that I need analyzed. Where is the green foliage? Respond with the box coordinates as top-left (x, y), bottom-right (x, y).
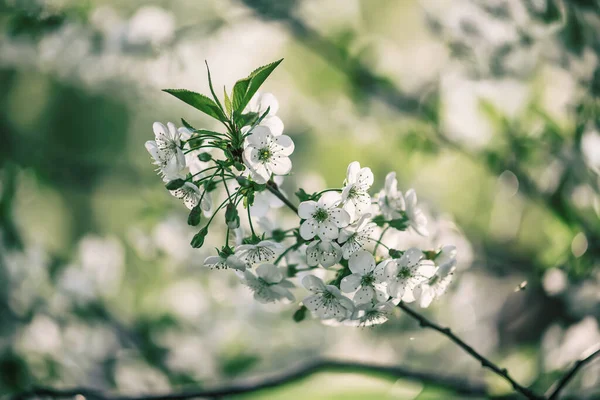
top-left (231, 59), bottom-right (283, 117)
top-left (163, 89), bottom-right (227, 122)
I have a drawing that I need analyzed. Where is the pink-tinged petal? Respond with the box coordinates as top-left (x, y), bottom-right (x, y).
top-left (348, 250), bottom-right (375, 275)
top-left (302, 275), bottom-right (326, 293)
top-left (273, 135), bottom-right (294, 156)
top-left (300, 219), bottom-right (318, 240)
top-left (298, 201), bottom-right (318, 219)
top-left (318, 221), bottom-right (339, 240)
top-left (329, 208), bottom-right (350, 228)
top-left (346, 161), bottom-right (360, 184)
top-left (356, 167), bottom-right (374, 188)
top-left (319, 192), bottom-right (341, 208)
top-left (340, 273), bottom-right (361, 293)
top-left (268, 156), bottom-right (292, 175)
top-left (353, 285), bottom-right (375, 304)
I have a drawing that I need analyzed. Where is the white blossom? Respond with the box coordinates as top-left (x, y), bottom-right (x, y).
top-left (145, 122), bottom-right (185, 173)
top-left (377, 172), bottom-right (428, 236)
top-left (250, 176), bottom-right (285, 218)
top-left (340, 250), bottom-right (387, 304)
top-left (235, 240), bottom-right (283, 267)
top-left (338, 214), bottom-right (376, 259)
top-left (302, 275), bottom-right (354, 320)
top-left (240, 264), bottom-right (295, 303)
top-left (298, 192), bottom-right (350, 240)
top-left (245, 92), bottom-right (284, 136)
top-left (341, 161), bottom-right (373, 221)
top-left (414, 246), bottom-right (457, 308)
top-left (383, 248), bottom-right (437, 300)
top-left (243, 126), bottom-right (294, 184)
top-left (306, 240), bottom-right (342, 268)
top-left (352, 301), bottom-right (395, 326)
top-left (203, 254), bottom-right (246, 271)
top-left (169, 182), bottom-right (211, 211)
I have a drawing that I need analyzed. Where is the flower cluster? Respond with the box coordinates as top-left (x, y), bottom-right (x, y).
top-left (145, 60), bottom-right (458, 326)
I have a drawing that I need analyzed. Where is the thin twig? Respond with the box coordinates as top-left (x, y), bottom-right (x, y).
top-left (545, 344), bottom-right (600, 400)
top-left (397, 302), bottom-right (542, 399)
top-left (8, 358), bottom-right (487, 400)
top-left (266, 180), bottom-right (298, 214)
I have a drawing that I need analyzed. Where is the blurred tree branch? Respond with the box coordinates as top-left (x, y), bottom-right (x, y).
top-left (9, 358), bottom-right (488, 400)
top-left (398, 302), bottom-right (543, 399)
top-left (240, 0), bottom-right (600, 266)
top-left (545, 344), bottom-right (600, 400)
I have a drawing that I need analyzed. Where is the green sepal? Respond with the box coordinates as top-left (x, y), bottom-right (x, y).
top-left (165, 179), bottom-right (185, 190)
top-left (198, 152), bottom-right (212, 162)
top-left (293, 305), bottom-right (307, 323)
top-left (187, 205), bottom-right (202, 226)
top-left (191, 227), bottom-right (208, 248)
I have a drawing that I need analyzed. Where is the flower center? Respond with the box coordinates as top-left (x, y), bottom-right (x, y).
top-left (361, 273), bottom-right (375, 286)
top-left (313, 208), bottom-right (329, 223)
top-left (322, 290), bottom-right (336, 301)
top-left (258, 147), bottom-right (272, 162)
top-left (398, 266), bottom-right (412, 279)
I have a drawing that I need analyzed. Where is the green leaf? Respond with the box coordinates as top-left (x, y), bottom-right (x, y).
top-left (389, 218), bottom-right (409, 230)
top-left (205, 61), bottom-right (225, 115)
top-left (232, 58), bottom-right (283, 115)
top-left (234, 112), bottom-right (258, 128)
top-left (163, 89), bottom-right (226, 121)
top-left (224, 86), bottom-right (232, 116)
top-left (181, 118), bottom-right (196, 131)
top-left (371, 215), bottom-right (386, 227)
top-left (198, 152), bottom-right (212, 162)
top-left (388, 249), bottom-right (403, 258)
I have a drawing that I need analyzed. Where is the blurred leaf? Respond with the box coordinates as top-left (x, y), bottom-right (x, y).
top-left (221, 353), bottom-right (260, 377)
top-left (232, 59), bottom-right (283, 116)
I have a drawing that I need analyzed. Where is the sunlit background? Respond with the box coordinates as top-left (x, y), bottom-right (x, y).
top-left (1, 0), bottom-right (599, 399)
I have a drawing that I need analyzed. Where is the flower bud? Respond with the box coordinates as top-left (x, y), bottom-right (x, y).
top-left (188, 205), bottom-right (202, 226)
top-left (191, 228), bottom-right (208, 248)
top-left (198, 152), bottom-right (212, 162)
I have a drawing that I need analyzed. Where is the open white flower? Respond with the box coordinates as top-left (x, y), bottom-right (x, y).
top-left (341, 161), bottom-right (373, 221)
top-left (148, 122), bottom-right (185, 166)
top-left (306, 240), bottom-right (342, 268)
top-left (243, 126), bottom-right (294, 184)
top-left (352, 301), bottom-right (395, 326)
top-left (169, 182), bottom-right (211, 211)
top-left (404, 189), bottom-right (428, 236)
top-left (377, 172), bottom-right (405, 220)
top-left (203, 254), bottom-right (246, 271)
top-left (245, 92), bottom-right (284, 136)
top-left (145, 141), bottom-right (186, 182)
top-left (338, 214), bottom-right (376, 259)
top-left (383, 248), bottom-right (437, 300)
top-left (235, 240), bottom-right (283, 267)
top-left (377, 172), bottom-right (428, 236)
top-left (298, 192), bottom-right (350, 240)
top-left (302, 275), bottom-right (355, 320)
top-left (340, 250), bottom-right (387, 304)
top-left (240, 264), bottom-right (295, 303)
top-left (414, 246), bottom-right (457, 308)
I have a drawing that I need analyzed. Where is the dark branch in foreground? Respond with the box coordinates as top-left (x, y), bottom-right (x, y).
top-left (397, 302), bottom-right (543, 400)
top-left (9, 359), bottom-right (487, 400)
top-left (545, 344), bottom-right (600, 400)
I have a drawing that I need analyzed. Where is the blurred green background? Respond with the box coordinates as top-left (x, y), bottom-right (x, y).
top-left (1, 0), bottom-right (599, 399)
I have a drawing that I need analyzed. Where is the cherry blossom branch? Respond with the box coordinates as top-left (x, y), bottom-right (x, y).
top-left (266, 179), bottom-right (298, 214)
top-left (9, 358), bottom-right (488, 400)
top-left (397, 302), bottom-right (542, 400)
top-left (545, 344), bottom-right (600, 400)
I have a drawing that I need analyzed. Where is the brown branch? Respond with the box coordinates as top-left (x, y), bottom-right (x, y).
top-left (545, 344), bottom-right (600, 400)
top-left (397, 302), bottom-right (542, 399)
top-left (9, 358), bottom-right (487, 400)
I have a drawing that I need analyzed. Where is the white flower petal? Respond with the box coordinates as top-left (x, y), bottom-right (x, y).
top-left (348, 250), bottom-right (375, 275)
top-left (298, 201), bottom-right (318, 219)
top-left (300, 219), bottom-right (318, 240)
top-left (340, 273), bottom-right (361, 293)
